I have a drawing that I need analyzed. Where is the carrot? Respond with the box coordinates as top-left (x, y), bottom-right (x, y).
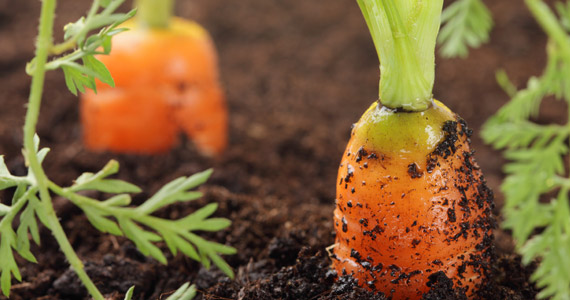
top-left (331, 1), bottom-right (495, 299)
top-left (80, 0), bottom-right (227, 155)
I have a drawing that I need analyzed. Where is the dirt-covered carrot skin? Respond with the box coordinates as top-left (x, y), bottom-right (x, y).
top-left (81, 17), bottom-right (227, 155)
top-left (332, 100), bottom-right (494, 299)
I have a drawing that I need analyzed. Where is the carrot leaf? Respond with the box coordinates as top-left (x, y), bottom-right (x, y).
top-left (123, 286), bottom-right (135, 300)
top-left (0, 186), bottom-right (39, 297)
top-left (482, 1), bottom-right (570, 298)
top-left (31, 0), bottom-right (136, 95)
top-left (136, 169), bottom-right (212, 214)
top-left (0, 227), bottom-right (20, 298)
top-left (165, 282), bottom-right (197, 300)
top-left (438, 0), bottom-right (493, 58)
top-left (47, 167), bottom-right (236, 279)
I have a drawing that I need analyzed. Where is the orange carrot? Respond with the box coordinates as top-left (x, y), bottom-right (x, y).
top-left (332, 101), bottom-right (494, 299)
top-left (331, 1), bottom-right (495, 299)
top-left (81, 2), bottom-right (227, 156)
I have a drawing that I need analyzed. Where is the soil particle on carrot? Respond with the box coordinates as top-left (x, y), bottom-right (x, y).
top-left (433, 121), bottom-right (460, 158)
top-left (422, 271), bottom-right (468, 300)
top-left (447, 207), bottom-right (457, 222)
top-left (407, 163), bottom-right (423, 178)
top-left (356, 146), bottom-right (368, 162)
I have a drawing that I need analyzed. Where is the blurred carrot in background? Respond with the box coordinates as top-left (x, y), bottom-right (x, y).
top-left (81, 0), bottom-right (227, 156)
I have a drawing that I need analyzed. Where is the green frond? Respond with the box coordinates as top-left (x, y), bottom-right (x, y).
top-left (438, 0), bottom-right (493, 58)
top-left (483, 1), bottom-right (570, 299)
top-left (48, 166), bottom-right (235, 279)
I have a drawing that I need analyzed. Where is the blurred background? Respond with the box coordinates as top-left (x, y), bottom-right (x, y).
top-left (0, 0), bottom-right (551, 298)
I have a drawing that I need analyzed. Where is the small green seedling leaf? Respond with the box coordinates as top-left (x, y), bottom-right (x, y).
top-left (75, 160), bottom-right (119, 183)
top-left (0, 178), bottom-right (20, 191)
top-left (28, 194), bottom-right (50, 229)
top-left (123, 286), bottom-right (135, 300)
top-left (0, 156), bottom-right (26, 191)
top-left (62, 66), bottom-right (79, 95)
top-left (79, 179), bottom-right (141, 194)
top-left (15, 200), bottom-right (42, 263)
top-left (71, 160), bottom-right (140, 194)
top-left (103, 194), bottom-right (132, 207)
top-left (166, 283), bottom-right (197, 300)
top-left (0, 228), bottom-right (21, 297)
top-left (61, 65), bottom-right (93, 95)
top-left (158, 229), bottom-right (236, 278)
top-left (209, 253), bottom-right (234, 279)
top-left (82, 55), bottom-right (114, 87)
top-left (118, 218), bottom-right (166, 264)
top-left (137, 169), bottom-right (212, 214)
top-left (162, 233), bottom-right (200, 260)
top-left (63, 17), bottom-right (86, 41)
top-left (36, 148), bottom-right (50, 164)
top-left (175, 203), bottom-right (219, 228)
top-left (189, 218), bottom-right (232, 232)
top-left (84, 210), bottom-right (123, 236)
top-left (101, 35), bottom-right (113, 54)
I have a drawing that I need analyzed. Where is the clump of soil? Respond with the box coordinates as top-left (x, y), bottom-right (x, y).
top-left (0, 0), bottom-right (547, 299)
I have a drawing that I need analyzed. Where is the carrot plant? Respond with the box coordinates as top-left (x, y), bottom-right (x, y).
top-left (482, 1), bottom-right (570, 299)
top-left (331, 1), bottom-right (494, 299)
top-left (0, 0), bottom-right (235, 299)
top-left (438, 0), bottom-right (493, 58)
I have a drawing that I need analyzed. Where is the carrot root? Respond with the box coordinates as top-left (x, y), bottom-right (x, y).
top-left (332, 102), bottom-right (495, 299)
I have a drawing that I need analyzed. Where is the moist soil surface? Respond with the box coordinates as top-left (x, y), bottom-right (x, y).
top-left (0, 0), bottom-right (552, 299)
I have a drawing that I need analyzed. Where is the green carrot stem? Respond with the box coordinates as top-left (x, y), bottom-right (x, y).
top-left (26, 0), bottom-right (104, 299)
top-left (135, 0), bottom-right (174, 28)
top-left (525, 0), bottom-right (570, 65)
top-left (357, 0), bottom-right (444, 111)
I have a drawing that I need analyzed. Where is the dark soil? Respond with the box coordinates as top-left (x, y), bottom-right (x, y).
top-left (0, 0), bottom-right (548, 299)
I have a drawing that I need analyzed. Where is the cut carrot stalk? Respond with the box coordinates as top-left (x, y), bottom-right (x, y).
top-left (81, 0), bottom-right (227, 155)
top-left (331, 1), bottom-right (495, 299)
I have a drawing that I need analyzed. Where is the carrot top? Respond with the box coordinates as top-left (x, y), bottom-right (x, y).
top-left (135, 0), bottom-right (174, 28)
top-left (353, 100), bottom-right (454, 162)
top-left (357, 0), bottom-right (444, 111)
